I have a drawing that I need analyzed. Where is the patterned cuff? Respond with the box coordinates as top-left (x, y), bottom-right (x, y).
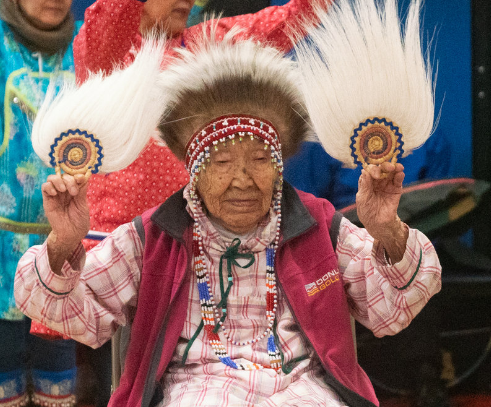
top-left (32, 368), bottom-right (77, 407)
top-left (372, 229), bottom-right (421, 290)
top-left (0, 370), bottom-right (27, 407)
top-left (35, 243), bottom-right (84, 296)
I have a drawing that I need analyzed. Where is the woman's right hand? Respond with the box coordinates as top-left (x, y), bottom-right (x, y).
top-left (42, 174), bottom-right (90, 268)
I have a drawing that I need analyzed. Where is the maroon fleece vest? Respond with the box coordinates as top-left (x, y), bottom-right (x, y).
top-left (109, 186), bottom-right (378, 407)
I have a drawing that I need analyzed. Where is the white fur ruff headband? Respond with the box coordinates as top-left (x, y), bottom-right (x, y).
top-left (294, 0), bottom-right (436, 168)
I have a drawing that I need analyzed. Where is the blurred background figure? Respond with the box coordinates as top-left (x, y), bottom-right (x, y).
top-left (187, 0), bottom-right (209, 26)
top-left (201, 0), bottom-right (269, 17)
top-left (0, 0), bottom-right (80, 406)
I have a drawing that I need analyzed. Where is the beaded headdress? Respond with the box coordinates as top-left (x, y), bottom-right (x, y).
top-left (293, 0), bottom-right (436, 168)
top-left (156, 30), bottom-right (310, 371)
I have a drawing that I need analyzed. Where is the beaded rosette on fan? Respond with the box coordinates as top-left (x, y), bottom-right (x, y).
top-left (185, 114), bottom-right (283, 372)
top-left (31, 38), bottom-right (168, 177)
top-left (350, 117), bottom-right (405, 167)
top-left (48, 129), bottom-right (103, 175)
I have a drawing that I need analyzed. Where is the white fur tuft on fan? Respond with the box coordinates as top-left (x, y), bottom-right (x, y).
top-left (293, 0), bottom-right (436, 168)
top-left (31, 36), bottom-right (167, 174)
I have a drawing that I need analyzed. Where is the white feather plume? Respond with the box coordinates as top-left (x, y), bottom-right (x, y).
top-left (294, 0), bottom-right (435, 168)
top-left (31, 36), bottom-right (168, 173)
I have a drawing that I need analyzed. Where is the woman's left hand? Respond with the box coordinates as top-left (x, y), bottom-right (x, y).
top-left (356, 162), bottom-right (408, 262)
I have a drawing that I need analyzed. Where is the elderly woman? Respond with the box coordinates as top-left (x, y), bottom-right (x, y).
top-left (15, 35), bottom-right (441, 407)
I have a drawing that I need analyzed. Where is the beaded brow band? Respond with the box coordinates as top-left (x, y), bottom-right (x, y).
top-left (185, 114), bottom-right (282, 174)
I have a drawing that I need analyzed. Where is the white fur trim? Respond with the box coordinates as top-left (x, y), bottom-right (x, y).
top-left (158, 24), bottom-right (303, 125)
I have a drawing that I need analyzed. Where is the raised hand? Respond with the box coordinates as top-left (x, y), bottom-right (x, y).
top-left (356, 162), bottom-right (408, 263)
top-left (42, 174), bottom-right (90, 272)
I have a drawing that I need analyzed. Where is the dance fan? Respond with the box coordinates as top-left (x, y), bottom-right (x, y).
top-left (31, 38), bottom-right (167, 177)
top-left (294, 0), bottom-right (436, 169)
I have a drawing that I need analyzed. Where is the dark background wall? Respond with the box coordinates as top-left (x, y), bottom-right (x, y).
top-left (471, 0), bottom-right (491, 253)
top-left (472, 0), bottom-right (491, 183)
top-left (72, 0), bottom-right (95, 20)
top-left (421, 0), bottom-right (472, 178)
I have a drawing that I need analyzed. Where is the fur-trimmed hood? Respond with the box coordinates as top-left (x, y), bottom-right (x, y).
top-left (157, 27), bottom-right (311, 161)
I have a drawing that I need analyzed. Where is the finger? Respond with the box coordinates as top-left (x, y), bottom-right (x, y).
top-left (74, 173), bottom-right (90, 187)
top-left (41, 181), bottom-right (59, 196)
top-left (379, 161), bottom-right (396, 174)
top-left (76, 174), bottom-right (90, 201)
top-left (394, 163), bottom-right (404, 173)
top-left (46, 174), bottom-right (67, 193)
top-left (359, 168), bottom-right (373, 190)
top-left (393, 170), bottom-right (405, 186)
top-left (60, 175), bottom-right (81, 196)
top-left (366, 164), bottom-right (382, 179)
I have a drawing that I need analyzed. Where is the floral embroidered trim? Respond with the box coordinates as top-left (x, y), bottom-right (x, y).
top-left (31, 393), bottom-right (76, 407)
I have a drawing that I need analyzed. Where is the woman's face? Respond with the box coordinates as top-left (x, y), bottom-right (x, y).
top-left (18, 0), bottom-right (72, 30)
top-left (197, 137), bottom-right (278, 235)
top-left (140, 0), bottom-right (195, 36)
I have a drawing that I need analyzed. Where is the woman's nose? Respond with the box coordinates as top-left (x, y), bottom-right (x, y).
top-left (231, 161), bottom-right (254, 187)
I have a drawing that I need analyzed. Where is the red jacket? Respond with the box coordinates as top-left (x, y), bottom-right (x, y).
top-left (111, 183), bottom-right (378, 407)
top-left (74, 0), bottom-right (323, 82)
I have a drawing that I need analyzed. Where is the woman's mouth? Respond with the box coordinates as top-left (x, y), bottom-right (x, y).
top-left (226, 199), bottom-right (258, 208)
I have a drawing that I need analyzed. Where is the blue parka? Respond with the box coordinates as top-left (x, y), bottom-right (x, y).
top-left (0, 20), bottom-right (81, 320)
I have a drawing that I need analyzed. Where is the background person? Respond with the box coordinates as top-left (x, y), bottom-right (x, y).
top-left (0, 0), bottom-right (80, 406)
top-left (76, 0), bottom-right (329, 254)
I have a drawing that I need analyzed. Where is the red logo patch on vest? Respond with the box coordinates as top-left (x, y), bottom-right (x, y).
top-left (304, 269), bottom-right (340, 297)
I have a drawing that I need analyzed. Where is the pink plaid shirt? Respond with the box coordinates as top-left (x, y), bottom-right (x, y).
top-left (15, 193), bottom-right (441, 406)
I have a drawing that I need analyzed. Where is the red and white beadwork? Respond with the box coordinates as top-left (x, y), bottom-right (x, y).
top-left (185, 114), bottom-right (282, 176)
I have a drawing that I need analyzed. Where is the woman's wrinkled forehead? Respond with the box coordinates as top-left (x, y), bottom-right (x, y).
top-left (206, 136), bottom-right (275, 175)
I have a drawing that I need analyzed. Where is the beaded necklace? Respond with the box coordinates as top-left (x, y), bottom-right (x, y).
top-left (184, 114), bottom-right (284, 371)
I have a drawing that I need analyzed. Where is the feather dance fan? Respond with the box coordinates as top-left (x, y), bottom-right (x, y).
top-left (31, 38), bottom-right (167, 176)
top-left (294, 0), bottom-right (435, 168)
